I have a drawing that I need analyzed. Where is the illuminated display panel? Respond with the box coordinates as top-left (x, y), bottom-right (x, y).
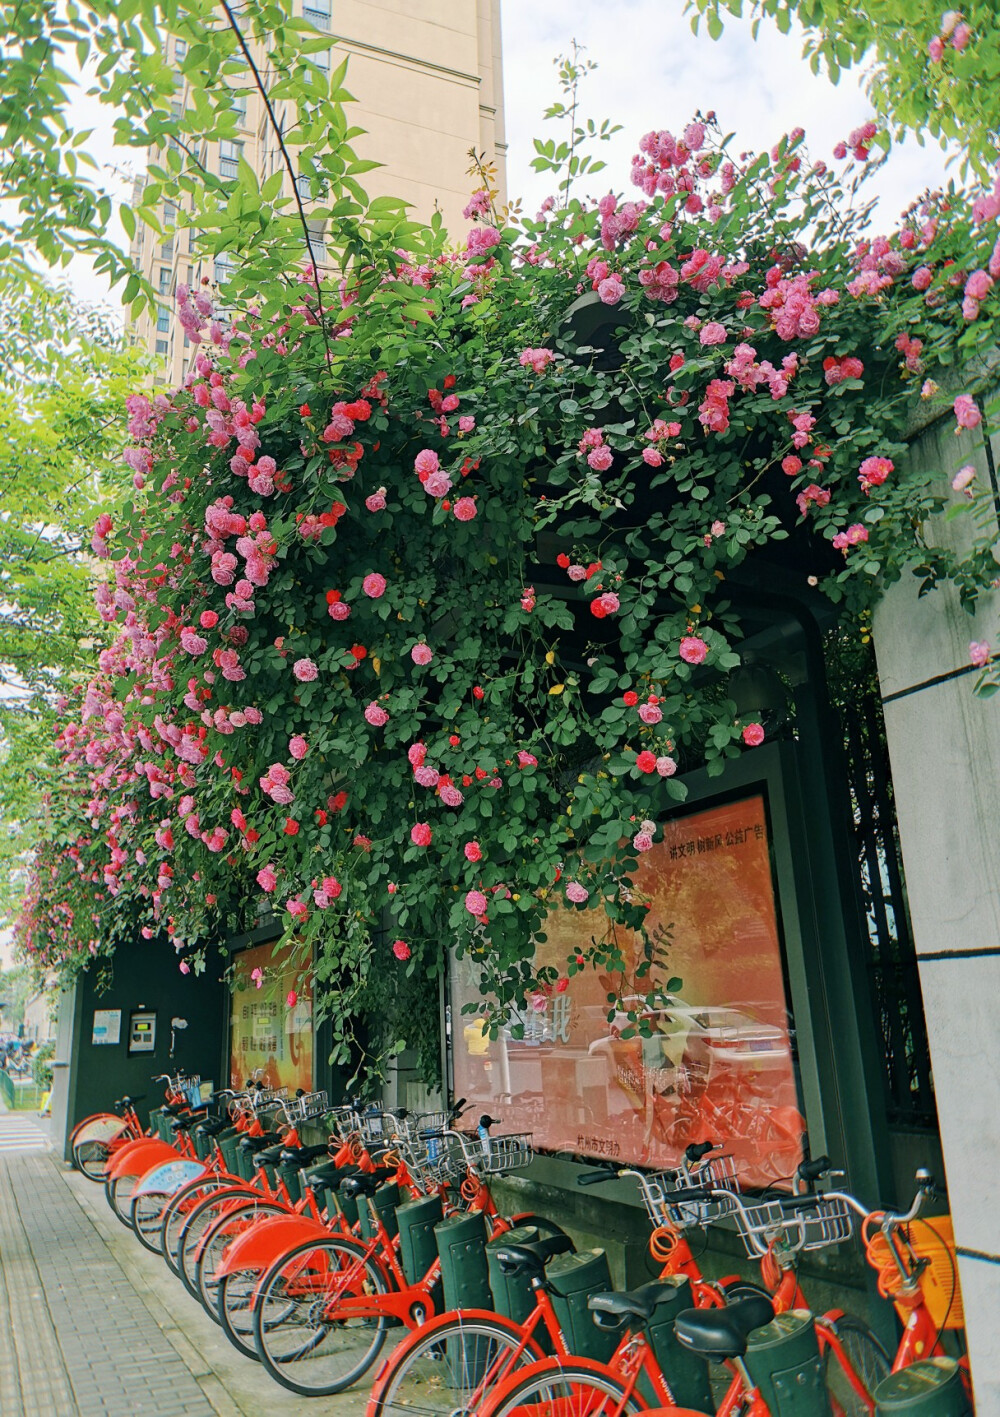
top-left (450, 792), bottom-right (805, 1189)
top-left (229, 941), bottom-right (313, 1093)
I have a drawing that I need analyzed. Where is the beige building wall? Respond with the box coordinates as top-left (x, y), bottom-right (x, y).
top-left (132, 0), bottom-right (506, 386)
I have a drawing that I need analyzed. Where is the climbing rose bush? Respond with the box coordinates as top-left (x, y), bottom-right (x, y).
top-left (18, 111), bottom-right (1000, 1049)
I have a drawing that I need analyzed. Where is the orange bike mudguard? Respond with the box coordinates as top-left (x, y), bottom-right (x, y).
top-left (106, 1138), bottom-right (178, 1180)
top-left (213, 1213), bottom-right (330, 1278)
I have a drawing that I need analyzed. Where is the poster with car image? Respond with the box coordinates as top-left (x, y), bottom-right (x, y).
top-left (229, 941), bottom-right (313, 1094)
top-left (450, 792), bottom-right (805, 1189)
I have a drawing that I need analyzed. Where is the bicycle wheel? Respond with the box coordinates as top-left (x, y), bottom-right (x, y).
top-left (822, 1314), bottom-right (891, 1417)
top-left (217, 1267), bottom-right (272, 1360)
top-left (73, 1137), bottom-right (115, 1182)
top-left (105, 1172), bottom-right (140, 1228)
top-left (371, 1312), bottom-right (544, 1417)
top-left (484, 1360), bottom-right (644, 1417)
top-left (161, 1176), bottom-right (234, 1274)
top-left (177, 1186), bottom-right (257, 1297)
top-left (195, 1198), bottom-right (289, 1319)
top-left (252, 1235), bottom-right (391, 1396)
top-left (131, 1189), bottom-right (173, 1254)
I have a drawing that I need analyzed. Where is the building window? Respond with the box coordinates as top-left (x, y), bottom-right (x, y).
top-left (155, 339), bottom-right (169, 356)
top-left (296, 172), bottom-right (313, 201)
top-left (305, 220), bottom-right (325, 265)
top-left (231, 92), bottom-right (248, 127)
top-left (311, 44), bottom-right (330, 71)
top-left (214, 254), bottom-right (234, 285)
top-left (158, 266), bottom-right (172, 293)
top-left (160, 238), bottom-right (174, 261)
top-left (156, 306), bottom-right (170, 334)
top-left (175, 38), bottom-right (187, 60)
top-left (219, 140), bottom-right (242, 180)
top-left (303, 0), bottom-right (331, 29)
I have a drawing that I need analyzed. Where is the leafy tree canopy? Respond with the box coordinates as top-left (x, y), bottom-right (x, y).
top-left (686, 0), bottom-right (1000, 177)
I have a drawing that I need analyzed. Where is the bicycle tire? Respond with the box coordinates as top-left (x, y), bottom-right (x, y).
top-left (177, 1186), bottom-right (258, 1297)
top-left (719, 1277), bottom-right (773, 1303)
top-left (131, 1189), bottom-right (173, 1254)
top-left (483, 1360), bottom-right (645, 1417)
top-left (161, 1176), bottom-right (233, 1273)
top-left (822, 1313), bottom-right (891, 1417)
top-left (73, 1137), bottom-right (115, 1183)
top-left (105, 1172), bottom-right (140, 1228)
top-left (252, 1234), bottom-right (392, 1396)
top-left (195, 1198), bottom-right (289, 1319)
top-left (370, 1311), bottom-right (545, 1417)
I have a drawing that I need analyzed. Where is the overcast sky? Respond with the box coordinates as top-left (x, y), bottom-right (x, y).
top-left (498, 0), bottom-right (953, 222)
top-left (60, 1), bottom-right (956, 306)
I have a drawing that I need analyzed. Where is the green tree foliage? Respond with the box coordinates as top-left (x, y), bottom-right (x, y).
top-left (0, 0), bottom-right (409, 312)
top-left (687, 0), bottom-right (1000, 176)
top-left (0, 281), bottom-right (146, 920)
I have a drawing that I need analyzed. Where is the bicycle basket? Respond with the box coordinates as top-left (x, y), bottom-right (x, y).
top-left (640, 1161), bottom-right (740, 1228)
top-left (283, 1090), bottom-right (329, 1124)
top-left (731, 1193), bottom-right (854, 1259)
top-left (450, 1130), bottom-right (534, 1176)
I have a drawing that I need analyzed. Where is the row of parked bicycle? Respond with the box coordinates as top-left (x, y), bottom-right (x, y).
top-left (68, 1071), bottom-right (972, 1416)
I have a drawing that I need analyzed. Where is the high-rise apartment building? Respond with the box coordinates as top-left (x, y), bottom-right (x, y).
top-left (131, 1), bottom-right (506, 385)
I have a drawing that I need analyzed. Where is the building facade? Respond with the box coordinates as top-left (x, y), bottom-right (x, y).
top-left (131, 0), bottom-right (506, 385)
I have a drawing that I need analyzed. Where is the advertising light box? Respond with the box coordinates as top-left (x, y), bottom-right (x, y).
top-left (450, 792), bottom-right (806, 1189)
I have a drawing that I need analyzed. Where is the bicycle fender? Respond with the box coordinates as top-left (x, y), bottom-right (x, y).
top-left (213, 1214), bottom-right (329, 1278)
top-left (133, 1158), bottom-right (207, 1197)
top-left (73, 1115), bottom-right (130, 1147)
top-left (106, 1138), bottom-right (178, 1179)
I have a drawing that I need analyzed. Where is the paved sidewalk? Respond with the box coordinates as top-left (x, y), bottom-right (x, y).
top-left (0, 1121), bottom-right (372, 1416)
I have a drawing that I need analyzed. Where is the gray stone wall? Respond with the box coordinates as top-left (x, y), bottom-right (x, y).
top-left (873, 406), bottom-right (1000, 1406)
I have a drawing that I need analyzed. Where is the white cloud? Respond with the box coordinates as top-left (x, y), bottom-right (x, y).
top-left (498, 0), bottom-right (955, 226)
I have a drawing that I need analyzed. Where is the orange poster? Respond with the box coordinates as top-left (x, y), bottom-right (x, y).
top-left (451, 794), bottom-right (805, 1189)
top-left (229, 941), bottom-right (313, 1094)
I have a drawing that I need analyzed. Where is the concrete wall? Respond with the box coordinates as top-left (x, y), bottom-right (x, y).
top-left (873, 407), bottom-right (1000, 1406)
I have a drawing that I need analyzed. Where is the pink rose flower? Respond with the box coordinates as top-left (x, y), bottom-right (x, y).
top-left (952, 465), bottom-right (976, 492)
top-left (969, 641), bottom-right (991, 668)
top-left (439, 784), bottom-right (464, 806)
top-left (414, 449), bottom-right (440, 477)
top-left (364, 702), bottom-right (389, 727)
top-left (638, 702), bottom-right (663, 725)
top-left (742, 722), bottom-right (765, 747)
top-left (257, 865), bottom-right (277, 892)
top-left (565, 881), bottom-right (590, 904)
top-left (328, 600), bottom-right (351, 621)
top-left (954, 395), bottom-right (982, 430)
top-left (363, 572), bottom-right (387, 598)
top-left (293, 657), bottom-right (318, 681)
top-left (656, 756), bottom-right (677, 777)
top-left (464, 840), bottom-right (482, 862)
top-left (424, 470), bottom-right (452, 497)
top-left (458, 416), bottom-right (476, 433)
top-left (365, 491), bottom-right (387, 512)
top-left (289, 735), bottom-right (308, 759)
top-left (411, 643), bottom-right (433, 665)
top-left (411, 822), bottom-right (433, 846)
top-left (700, 322), bottom-right (727, 346)
top-left (453, 497), bottom-right (477, 521)
top-left (392, 939), bottom-right (412, 961)
top-left (632, 831), bottom-right (654, 852)
top-left (408, 742), bottom-right (427, 767)
top-left (465, 889), bottom-right (488, 915)
top-left (414, 765), bottom-right (440, 788)
top-left (679, 635), bottom-right (709, 665)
